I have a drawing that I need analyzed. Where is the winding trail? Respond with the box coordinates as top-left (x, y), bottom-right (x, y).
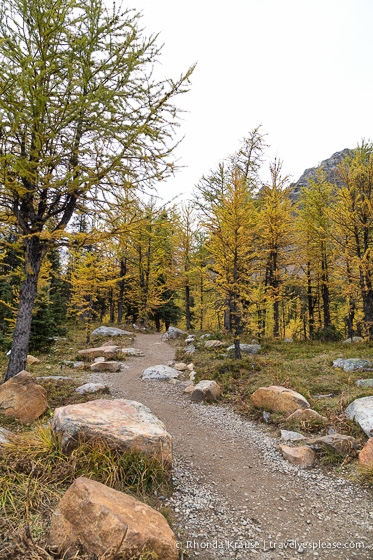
top-left (88, 333), bottom-right (372, 559)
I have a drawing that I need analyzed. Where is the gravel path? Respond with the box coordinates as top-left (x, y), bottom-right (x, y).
top-left (88, 333), bottom-right (373, 559)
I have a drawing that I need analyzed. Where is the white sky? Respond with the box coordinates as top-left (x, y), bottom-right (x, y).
top-left (132, 0), bottom-right (373, 200)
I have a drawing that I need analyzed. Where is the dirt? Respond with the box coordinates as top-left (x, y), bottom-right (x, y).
top-left (88, 333), bottom-right (373, 559)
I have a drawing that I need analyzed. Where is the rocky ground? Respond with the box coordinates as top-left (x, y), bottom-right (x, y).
top-left (88, 333), bottom-right (373, 559)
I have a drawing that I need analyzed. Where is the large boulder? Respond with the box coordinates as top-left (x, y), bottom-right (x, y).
top-left (78, 346), bottom-right (121, 360)
top-left (51, 399), bottom-right (172, 465)
top-left (251, 386), bottom-right (310, 414)
top-left (191, 380), bottom-right (221, 403)
top-left (227, 343), bottom-right (261, 355)
top-left (345, 397), bottom-right (373, 437)
top-left (142, 365), bottom-right (179, 381)
top-left (49, 477), bottom-right (177, 560)
top-left (161, 326), bottom-right (186, 341)
top-left (333, 358), bottom-right (373, 372)
top-left (279, 444), bottom-right (315, 467)
top-left (0, 370), bottom-right (48, 424)
top-left (358, 438), bottom-right (373, 469)
top-left (307, 434), bottom-right (359, 457)
top-left (91, 326), bottom-right (133, 337)
top-left (89, 361), bottom-right (121, 373)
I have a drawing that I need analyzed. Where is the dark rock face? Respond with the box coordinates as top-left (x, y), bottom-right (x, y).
top-left (290, 148), bottom-right (353, 201)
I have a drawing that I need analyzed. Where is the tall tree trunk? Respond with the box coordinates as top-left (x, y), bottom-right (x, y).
top-left (321, 250), bottom-right (331, 329)
top-left (307, 261), bottom-right (315, 339)
top-left (5, 236), bottom-right (45, 381)
top-left (185, 284), bottom-right (192, 330)
top-left (109, 288), bottom-right (115, 323)
top-left (117, 258), bottom-right (126, 323)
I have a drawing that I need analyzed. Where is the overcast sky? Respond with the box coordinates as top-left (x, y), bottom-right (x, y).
top-left (133, 0), bottom-right (373, 200)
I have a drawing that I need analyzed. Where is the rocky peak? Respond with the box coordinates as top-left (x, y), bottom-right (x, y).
top-left (291, 148), bottom-right (353, 201)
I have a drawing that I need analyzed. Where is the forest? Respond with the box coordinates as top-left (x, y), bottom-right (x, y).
top-left (1, 0), bottom-right (373, 378)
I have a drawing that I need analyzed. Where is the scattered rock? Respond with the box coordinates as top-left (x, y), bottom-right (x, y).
top-left (189, 371), bottom-right (196, 381)
top-left (75, 383), bottom-right (107, 394)
top-left (184, 384), bottom-right (195, 394)
top-left (307, 434), bottom-right (359, 457)
top-left (279, 444), bottom-right (315, 467)
top-left (333, 358), bottom-right (373, 372)
top-left (49, 477), bottom-right (177, 560)
top-left (161, 326), bottom-right (186, 341)
top-left (174, 362), bottom-right (188, 371)
top-left (187, 363), bottom-right (194, 371)
top-left (358, 438), bottom-right (373, 469)
top-left (200, 333), bottom-right (212, 339)
top-left (78, 346), bottom-right (121, 360)
top-left (142, 365), bottom-right (179, 381)
top-left (51, 399), bottom-right (172, 464)
top-left (0, 370), bottom-right (48, 424)
top-left (26, 355), bottom-right (40, 366)
top-left (73, 361), bottom-right (85, 369)
top-left (89, 361), bottom-right (121, 373)
top-left (343, 336), bottom-right (364, 343)
top-left (91, 326), bottom-right (133, 337)
top-left (227, 343), bottom-right (261, 354)
top-left (251, 386), bottom-right (310, 414)
top-left (0, 427), bottom-right (12, 445)
top-left (36, 376), bottom-right (70, 381)
top-left (185, 336), bottom-right (196, 345)
top-left (205, 340), bottom-right (224, 349)
top-left (94, 356), bottom-right (105, 363)
top-left (345, 397), bottom-right (373, 437)
top-left (280, 430), bottom-right (307, 442)
top-left (356, 379), bottom-right (373, 388)
top-left (191, 380), bottom-right (221, 403)
top-left (121, 348), bottom-right (145, 357)
top-left (185, 344), bottom-right (195, 355)
top-left (284, 408), bottom-right (327, 423)
top-left (284, 338), bottom-right (293, 343)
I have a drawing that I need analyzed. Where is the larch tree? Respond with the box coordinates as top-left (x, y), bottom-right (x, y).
top-left (331, 143), bottom-right (373, 339)
top-left (0, 0), bottom-right (193, 380)
top-left (256, 159), bottom-right (293, 338)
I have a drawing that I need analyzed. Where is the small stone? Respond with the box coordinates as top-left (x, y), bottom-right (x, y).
top-left (285, 408), bottom-right (327, 423)
top-left (280, 430), bottom-right (307, 442)
top-left (187, 363), bottom-right (195, 371)
top-left (205, 340), bottom-right (224, 349)
top-left (279, 444), bottom-right (315, 467)
top-left (26, 355), bottom-right (40, 366)
top-left (75, 383), bottom-right (107, 394)
top-left (191, 380), bottom-right (221, 403)
top-left (121, 348), bottom-right (145, 357)
top-left (174, 362), bottom-right (188, 371)
top-left (89, 361), bottom-right (121, 373)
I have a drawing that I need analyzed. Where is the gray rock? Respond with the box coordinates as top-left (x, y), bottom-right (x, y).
top-left (0, 427), bottom-right (12, 445)
top-left (91, 326), bottom-right (133, 337)
top-left (280, 430), bottom-right (306, 442)
top-left (36, 376), bottom-right (70, 381)
top-left (199, 334), bottom-right (212, 339)
top-left (75, 383), bottom-right (107, 394)
top-left (227, 343), bottom-right (261, 355)
top-left (142, 365), bottom-right (180, 381)
top-left (191, 380), bottom-right (221, 403)
top-left (356, 379), bottom-right (373, 388)
top-left (343, 336), bottom-right (364, 343)
top-left (121, 348), bottom-right (145, 357)
top-left (89, 361), bottom-right (121, 373)
top-left (185, 344), bottom-right (196, 355)
top-left (161, 326), bottom-right (186, 341)
top-left (333, 358), bottom-right (373, 372)
top-left (284, 338), bottom-right (293, 343)
top-left (307, 434), bottom-right (359, 457)
top-left (346, 396), bottom-right (373, 437)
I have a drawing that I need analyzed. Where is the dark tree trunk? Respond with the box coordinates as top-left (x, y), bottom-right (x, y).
top-left (117, 258), bottom-right (126, 323)
top-left (307, 261), bottom-right (315, 339)
top-left (5, 236), bottom-right (45, 381)
top-left (109, 288), bottom-right (115, 323)
top-left (321, 251), bottom-right (331, 329)
top-left (185, 284), bottom-right (192, 330)
top-left (154, 315), bottom-right (161, 332)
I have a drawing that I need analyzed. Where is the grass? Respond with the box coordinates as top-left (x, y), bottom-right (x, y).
top-left (0, 324), bottom-right (173, 560)
top-left (0, 425), bottom-right (172, 560)
top-left (176, 334), bottom-right (373, 481)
